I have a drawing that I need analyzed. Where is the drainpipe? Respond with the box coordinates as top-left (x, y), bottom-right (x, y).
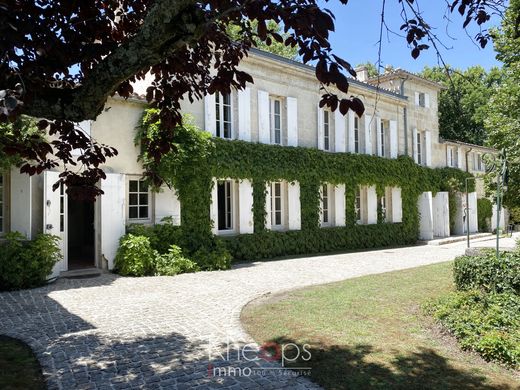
top-left (400, 78), bottom-right (409, 156)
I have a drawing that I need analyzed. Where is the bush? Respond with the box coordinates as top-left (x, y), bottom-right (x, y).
top-left (191, 239), bottom-right (232, 270)
top-left (154, 245), bottom-right (199, 276)
top-left (453, 250), bottom-right (520, 294)
top-left (477, 198), bottom-right (493, 232)
top-left (127, 219), bottom-right (183, 254)
top-left (0, 232), bottom-right (61, 291)
top-left (426, 290), bottom-right (520, 368)
top-left (114, 234), bottom-right (157, 276)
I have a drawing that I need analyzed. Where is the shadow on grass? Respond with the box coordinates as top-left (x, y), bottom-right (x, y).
top-left (272, 338), bottom-right (512, 390)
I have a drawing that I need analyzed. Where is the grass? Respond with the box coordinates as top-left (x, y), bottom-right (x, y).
top-left (241, 262), bottom-right (520, 389)
top-left (0, 336), bottom-right (45, 390)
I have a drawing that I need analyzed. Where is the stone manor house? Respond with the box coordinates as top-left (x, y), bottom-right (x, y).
top-left (0, 49), bottom-right (504, 277)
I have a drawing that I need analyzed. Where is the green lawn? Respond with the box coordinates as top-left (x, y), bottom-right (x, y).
top-left (241, 262), bottom-right (520, 389)
top-left (0, 336), bottom-right (45, 390)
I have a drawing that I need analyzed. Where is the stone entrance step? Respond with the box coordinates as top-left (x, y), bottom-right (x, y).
top-left (421, 233), bottom-right (493, 246)
top-left (60, 268), bottom-right (103, 279)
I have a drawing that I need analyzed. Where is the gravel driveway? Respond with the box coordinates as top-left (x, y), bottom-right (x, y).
top-left (0, 235), bottom-right (516, 389)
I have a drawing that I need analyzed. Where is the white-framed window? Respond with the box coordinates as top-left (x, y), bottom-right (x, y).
top-left (0, 173), bottom-right (4, 234)
top-left (379, 119), bottom-right (386, 157)
top-left (418, 92), bottom-right (426, 107)
top-left (323, 110), bottom-right (330, 151)
top-left (271, 181), bottom-right (286, 229)
top-left (447, 147), bottom-right (454, 167)
top-left (59, 183), bottom-right (65, 233)
top-left (474, 153), bottom-right (483, 171)
top-left (321, 184), bottom-right (332, 226)
top-left (380, 194), bottom-right (387, 223)
top-left (128, 179), bottom-right (150, 221)
top-left (270, 98), bottom-right (282, 145)
top-left (217, 180), bottom-right (234, 231)
top-left (355, 187), bottom-right (362, 224)
top-left (215, 92), bottom-right (232, 139)
top-left (354, 117), bottom-right (360, 153)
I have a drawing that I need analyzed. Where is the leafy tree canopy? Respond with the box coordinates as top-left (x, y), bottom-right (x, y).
top-left (421, 65), bottom-right (503, 146)
top-left (485, 0), bottom-right (520, 209)
top-left (0, 0), bottom-right (506, 199)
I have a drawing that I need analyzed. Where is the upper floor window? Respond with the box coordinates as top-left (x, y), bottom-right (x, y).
top-left (217, 180), bottom-right (234, 231)
top-left (416, 132), bottom-right (422, 165)
top-left (354, 117), bottom-right (360, 153)
top-left (270, 98), bottom-right (282, 145)
top-left (128, 179), bottom-right (150, 220)
top-left (323, 111), bottom-right (330, 151)
top-left (0, 174), bottom-right (4, 233)
top-left (379, 119), bottom-right (386, 157)
top-left (474, 153), bottom-right (484, 171)
top-left (215, 93), bottom-right (232, 139)
top-left (447, 147), bottom-right (454, 167)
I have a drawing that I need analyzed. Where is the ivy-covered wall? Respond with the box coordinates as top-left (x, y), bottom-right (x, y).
top-left (139, 110), bottom-right (474, 262)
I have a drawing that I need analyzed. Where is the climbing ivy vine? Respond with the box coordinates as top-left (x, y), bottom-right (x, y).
top-left (137, 109), bottom-right (474, 262)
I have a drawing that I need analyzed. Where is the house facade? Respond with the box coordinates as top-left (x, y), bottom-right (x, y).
top-left (0, 49), bottom-right (504, 277)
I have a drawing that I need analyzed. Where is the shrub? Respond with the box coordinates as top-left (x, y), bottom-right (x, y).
top-left (114, 234), bottom-right (157, 276)
top-left (477, 198), bottom-right (493, 232)
top-left (426, 290), bottom-right (520, 368)
top-left (127, 219), bottom-right (183, 254)
top-left (0, 232), bottom-right (61, 291)
top-left (191, 239), bottom-right (232, 270)
top-left (453, 250), bottom-right (520, 294)
top-left (154, 245), bottom-right (199, 276)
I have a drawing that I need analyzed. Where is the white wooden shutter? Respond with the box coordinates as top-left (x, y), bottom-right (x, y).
top-left (317, 106), bottom-right (324, 150)
top-left (210, 179), bottom-right (219, 234)
top-left (101, 173), bottom-right (126, 270)
top-left (204, 94), bottom-right (216, 136)
top-left (238, 180), bottom-right (254, 234)
top-left (265, 183), bottom-right (272, 229)
top-left (334, 110), bottom-right (346, 153)
top-left (364, 114), bottom-right (372, 155)
top-left (287, 97), bottom-right (298, 147)
top-left (457, 147), bottom-right (463, 169)
top-left (424, 130), bottom-right (432, 167)
top-left (425, 93), bottom-right (431, 108)
top-left (446, 147), bottom-right (451, 167)
top-left (389, 120), bottom-right (398, 158)
top-left (155, 185), bottom-right (181, 225)
top-left (287, 182), bottom-right (301, 231)
top-left (376, 117), bottom-right (383, 157)
top-left (347, 110), bottom-right (356, 153)
top-left (412, 128), bottom-right (418, 163)
top-left (238, 87), bottom-right (251, 142)
top-left (366, 185), bottom-right (378, 224)
top-left (10, 168), bottom-right (32, 239)
top-left (44, 171), bottom-right (66, 278)
top-left (334, 184), bottom-right (346, 227)
top-left (415, 92), bottom-right (420, 106)
top-left (418, 191), bottom-right (434, 240)
top-left (258, 90), bottom-right (270, 144)
top-left (391, 187), bottom-right (402, 223)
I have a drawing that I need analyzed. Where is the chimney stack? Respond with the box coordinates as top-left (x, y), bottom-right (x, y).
top-left (355, 66), bottom-right (369, 82)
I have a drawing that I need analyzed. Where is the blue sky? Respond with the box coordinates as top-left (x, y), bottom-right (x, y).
top-left (322, 1), bottom-right (503, 72)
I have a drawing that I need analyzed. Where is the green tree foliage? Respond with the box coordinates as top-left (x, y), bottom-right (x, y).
top-left (485, 0), bottom-right (520, 209)
top-left (0, 117), bottom-right (45, 171)
top-left (227, 20), bottom-right (299, 60)
top-left (421, 66), bottom-right (502, 146)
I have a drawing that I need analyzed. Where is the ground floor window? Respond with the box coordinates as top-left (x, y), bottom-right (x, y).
top-left (217, 180), bottom-right (234, 231)
top-left (355, 187), bottom-right (362, 224)
top-left (128, 179), bottom-right (150, 221)
top-left (271, 181), bottom-right (287, 230)
top-left (321, 183), bottom-right (334, 227)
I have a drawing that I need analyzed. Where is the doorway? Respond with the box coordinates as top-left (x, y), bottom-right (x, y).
top-left (67, 197), bottom-right (95, 270)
